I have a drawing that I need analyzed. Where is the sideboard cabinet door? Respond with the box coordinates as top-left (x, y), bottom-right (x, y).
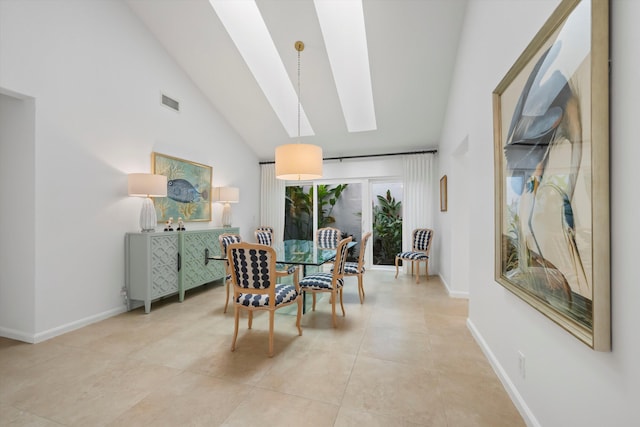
top-left (178, 228), bottom-right (239, 301)
top-left (125, 233), bottom-right (180, 313)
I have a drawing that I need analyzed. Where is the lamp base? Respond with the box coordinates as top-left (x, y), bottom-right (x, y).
top-left (140, 197), bottom-right (158, 232)
top-left (222, 202), bottom-right (232, 228)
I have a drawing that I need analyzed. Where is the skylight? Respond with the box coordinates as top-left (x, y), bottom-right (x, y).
top-left (209, 0), bottom-right (314, 138)
top-left (209, 0), bottom-right (376, 136)
top-left (314, 0), bottom-right (377, 132)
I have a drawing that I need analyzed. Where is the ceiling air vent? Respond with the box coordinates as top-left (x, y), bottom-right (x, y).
top-left (161, 93), bottom-right (180, 112)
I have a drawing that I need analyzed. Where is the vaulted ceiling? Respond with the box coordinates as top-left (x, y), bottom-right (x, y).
top-left (126, 0), bottom-right (468, 161)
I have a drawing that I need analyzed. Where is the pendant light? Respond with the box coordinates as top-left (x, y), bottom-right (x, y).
top-left (275, 41), bottom-right (323, 180)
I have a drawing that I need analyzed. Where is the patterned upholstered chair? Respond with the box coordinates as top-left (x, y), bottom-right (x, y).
top-left (256, 226), bottom-right (274, 235)
top-left (227, 242), bottom-right (302, 357)
top-left (316, 227), bottom-right (341, 249)
top-left (395, 228), bottom-right (434, 284)
top-left (299, 236), bottom-right (352, 327)
top-left (254, 229), bottom-right (274, 246)
top-left (219, 233), bottom-right (242, 313)
top-left (342, 231), bottom-right (372, 304)
top-left (255, 228), bottom-right (296, 276)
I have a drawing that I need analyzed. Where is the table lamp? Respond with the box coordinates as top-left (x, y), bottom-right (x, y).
top-left (213, 186), bottom-right (239, 227)
top-left (128, 173), bottom-right (167, 232)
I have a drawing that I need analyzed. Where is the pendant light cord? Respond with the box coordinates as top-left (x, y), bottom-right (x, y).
top-left (297, 43), bottom-right (301, 139)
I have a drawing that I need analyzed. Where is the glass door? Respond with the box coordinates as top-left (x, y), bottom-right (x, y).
top-left (284, 181), bottom-right (362, 262)
top-left (370, 181), bottom-right (403, 267)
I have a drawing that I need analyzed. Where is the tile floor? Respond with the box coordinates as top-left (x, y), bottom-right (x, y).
top-left (0, 270), bottom-right (525, 426)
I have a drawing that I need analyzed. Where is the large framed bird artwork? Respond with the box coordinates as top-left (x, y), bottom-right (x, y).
top-left (152, 152), bottom-right (212, 223)
top-left (492, 0), bottom-right (610, 350)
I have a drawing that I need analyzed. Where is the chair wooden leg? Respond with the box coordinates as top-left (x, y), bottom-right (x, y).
top-left (339, 288), bottom-right (345, 317)
top-left (296, 295), bottom-right (303, 336)
top-left (248, 311), bottom-right (253, 329)
top-left (312, 293), bottom-right (317, 311)
top-left (224, 280), bottom-right (230, 313)
top-left (425, 260), bottom-right (429, 281)
top-left (415, 261), bottom-right (420, 284)
top-left (395, 256), bottom-right (400, 278)
top-left (268, 311), bottom-right (275, 357)
top-left (331, 291), bottom-right (337, 328)
top-left (357, 274), bottom-right (364, 304)
top-left (231, 306), bottom-right (240, 351)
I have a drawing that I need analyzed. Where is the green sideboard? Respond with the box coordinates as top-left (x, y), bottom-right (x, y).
top-left (125, 227), bottom-right (239, 313)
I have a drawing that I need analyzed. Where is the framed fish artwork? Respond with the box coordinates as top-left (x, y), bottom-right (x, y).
top-left (152, 152), bottom-right (212, 223)
top-left (492, 0), bottom-right (609, 350)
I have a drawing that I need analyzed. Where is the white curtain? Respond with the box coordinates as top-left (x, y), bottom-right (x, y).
top-left (260, 163), bottom-right (285, 244)
top-left (401, 153), bottom-right (436, 274)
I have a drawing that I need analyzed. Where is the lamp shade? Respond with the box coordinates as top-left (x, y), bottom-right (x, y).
top-left (128, 173), bottom-right (167, 197)
top-left (275, 143), bottom-right (323, 180)
top-left (212, 186), bottom-right (239, 203)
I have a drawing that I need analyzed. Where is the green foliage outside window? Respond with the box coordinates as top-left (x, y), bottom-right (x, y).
top-left (373, 190), bottom-right (403, 265)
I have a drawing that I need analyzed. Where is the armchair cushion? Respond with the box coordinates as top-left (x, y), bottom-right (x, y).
top-left (236, 283), bottom-right (299, 308)
top-left (299, 272), bottom-right (344, 291)
top-left (397, 251), bottom-right (429, 260)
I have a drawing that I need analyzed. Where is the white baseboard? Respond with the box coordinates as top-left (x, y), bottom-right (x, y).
top-left (0, 326), bottom-right (36, 343)
top-left (466, 318), bottom-right (540, 427)
top-left (438, 274), bottom-right (469, 299)
top-left (0, 306), bottom-right (127, 344)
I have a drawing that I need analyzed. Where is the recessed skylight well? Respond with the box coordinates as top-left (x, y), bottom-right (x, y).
top-left (210, 0), bottom-right (376, 137)
top-left (209, 0), bottom-right (314, 138)
top-left (314, 0), bottom-right (377, 133)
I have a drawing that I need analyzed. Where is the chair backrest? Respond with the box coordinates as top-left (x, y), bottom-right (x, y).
top-left (357, 232), bottom-right (372, 269)
top-left (412, 228), bottom-right (434, 254)
top-left (256, 226), bottom-right (274, 235)
top-left (317, 227), bottom-right (341, 249)
top-left (219, 233), bottom-right (242, 261)
top-left (332, 236), bottom-right (353, 278)
top-left (227, 242), bottom-right (276, 292)
top-left (255, 229), bottom-right (273, 246)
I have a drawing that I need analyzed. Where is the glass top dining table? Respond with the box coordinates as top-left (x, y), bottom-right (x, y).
top-left (273, 239), bottom-right (357, 277)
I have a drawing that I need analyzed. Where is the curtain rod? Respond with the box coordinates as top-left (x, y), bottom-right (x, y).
top-left (259, 149), bottom-right (437, 165)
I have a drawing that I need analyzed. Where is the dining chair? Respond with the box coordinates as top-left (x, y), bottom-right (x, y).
top-left (254, 229), bottom-right (274, 246)
top-left (227, 242), bottom-right (302, 357)
top-left (219, 233), bottom-right (242, 313)
top-left (256, 225), bottom-right (274, 235)
top-left (395, 228), bottom-right (434, 283)
top-left (299, 236), bottom-right (352, 327)
top-left (316, 227), bottom-right (341, 249)
top-left (340, 231), bottom-right (371, 304)
top-left (255, 228), bottom-right (297, 277)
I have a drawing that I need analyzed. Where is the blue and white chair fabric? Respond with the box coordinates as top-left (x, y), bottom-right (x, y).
top-left (254, 228), bottom-right (296, 275)
top-left (317, 227), bottom-right (341, 249)
top-left (227, 242), bottom-right (302, 357)
top-left (255, 229), bottom-right (273, 246)
top-left (256, 226), bottom-right (274, 235)
top-left (395, 228), bottom-right (434, 283)
top-left (299, 236), bottom-right (352, 327)
top-left (333, 231), bottom-right (371, 304)
top-left (219, 233), bottom-right (242, 313)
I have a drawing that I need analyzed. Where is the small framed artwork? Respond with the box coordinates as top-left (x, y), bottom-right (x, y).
top-left (492, 0), bottom-right (609, 350)
top-left (152, 152), bottom-right (212, 222)
top-left (440, 175), bottom-right (448, 212)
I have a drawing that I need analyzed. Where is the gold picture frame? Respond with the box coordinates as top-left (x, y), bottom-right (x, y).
top-left (440, 175), bottom-right (448, 212)
top-left (152, 152), bottom-right (212, 222)
top-left (492, 0), bottom-right (609, 350)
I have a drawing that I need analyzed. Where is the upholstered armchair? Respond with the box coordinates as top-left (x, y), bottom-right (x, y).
top-left (299, 236), bottom-right (352, 327)
top-left (395, 228), bottom-right (434, 284)
top-left (227, 242), bottom-right (302, 356)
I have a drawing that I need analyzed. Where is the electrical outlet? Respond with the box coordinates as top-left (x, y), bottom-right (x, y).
top-left (518, 351), bottom-right (526, 379)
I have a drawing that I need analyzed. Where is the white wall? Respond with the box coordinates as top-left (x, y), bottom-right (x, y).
top-left (0, 0), bottom-right (260, 342)
top-left (439, 0), bottom-right (640, 425)
top-left (0, 92), bottom-right (36, 336)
